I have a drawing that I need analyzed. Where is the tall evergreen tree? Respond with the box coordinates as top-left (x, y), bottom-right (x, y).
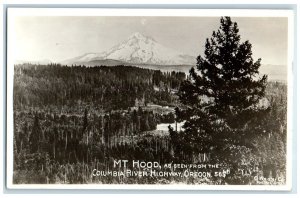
top-left (83, 108), bottom-right (88, 131)
top-left (29, 113), bottom-right (41, 153)
top-left (172, 17), bottom-right (268, 160)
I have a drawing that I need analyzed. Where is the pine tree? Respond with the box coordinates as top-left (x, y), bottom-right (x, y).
top-left (173, 17), bottom-right (268, 160)
top-left (82, 108), bottom-right (88, 132)
top-left (29, 113), bottom-right (41, 153)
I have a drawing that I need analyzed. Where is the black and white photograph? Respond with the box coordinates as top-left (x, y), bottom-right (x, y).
top-left (6, 8), bottom-right (294, 189)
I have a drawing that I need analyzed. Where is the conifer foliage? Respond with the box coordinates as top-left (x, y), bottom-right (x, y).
top-left (174, 17), bottom-right (268, 158)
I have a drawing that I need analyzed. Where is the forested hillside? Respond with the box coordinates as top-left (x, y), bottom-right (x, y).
top-left (13, 62), bottom-right (287, 185)
top-left (14, 64), bottom-right (185, 111)
top-left (13, 64), bottom-right (184, 184)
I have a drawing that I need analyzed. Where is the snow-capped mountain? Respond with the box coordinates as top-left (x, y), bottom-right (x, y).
top-left (62, 32), bottom-right (196, 66)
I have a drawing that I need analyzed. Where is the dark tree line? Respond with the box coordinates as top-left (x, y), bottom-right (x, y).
top-left (13, 64), bottom-right (187, 184)
top-left (13, 106), bottom-right (174, 184)
top-left (14, 107), bottom-right (167, 164)
top-left (14, 64), bottom-right (185, 111)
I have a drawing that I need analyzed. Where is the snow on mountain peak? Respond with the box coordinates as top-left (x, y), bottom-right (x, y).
top-left (129, 32), bottom-right (147, 39)
top-left (62, 32), bottom-right (196, 66)
top-left (127, 32), bottom-right (156, 43)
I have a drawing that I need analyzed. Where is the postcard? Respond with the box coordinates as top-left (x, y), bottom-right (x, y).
top-left (6, 8), bottom-right (294, 190)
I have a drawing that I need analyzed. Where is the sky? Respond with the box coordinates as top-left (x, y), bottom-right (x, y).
top-left (12, 16), bottom-right (288, 66)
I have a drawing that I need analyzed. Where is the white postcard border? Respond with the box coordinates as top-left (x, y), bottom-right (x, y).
top-left (6, 8), bottom-right (295, 190)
